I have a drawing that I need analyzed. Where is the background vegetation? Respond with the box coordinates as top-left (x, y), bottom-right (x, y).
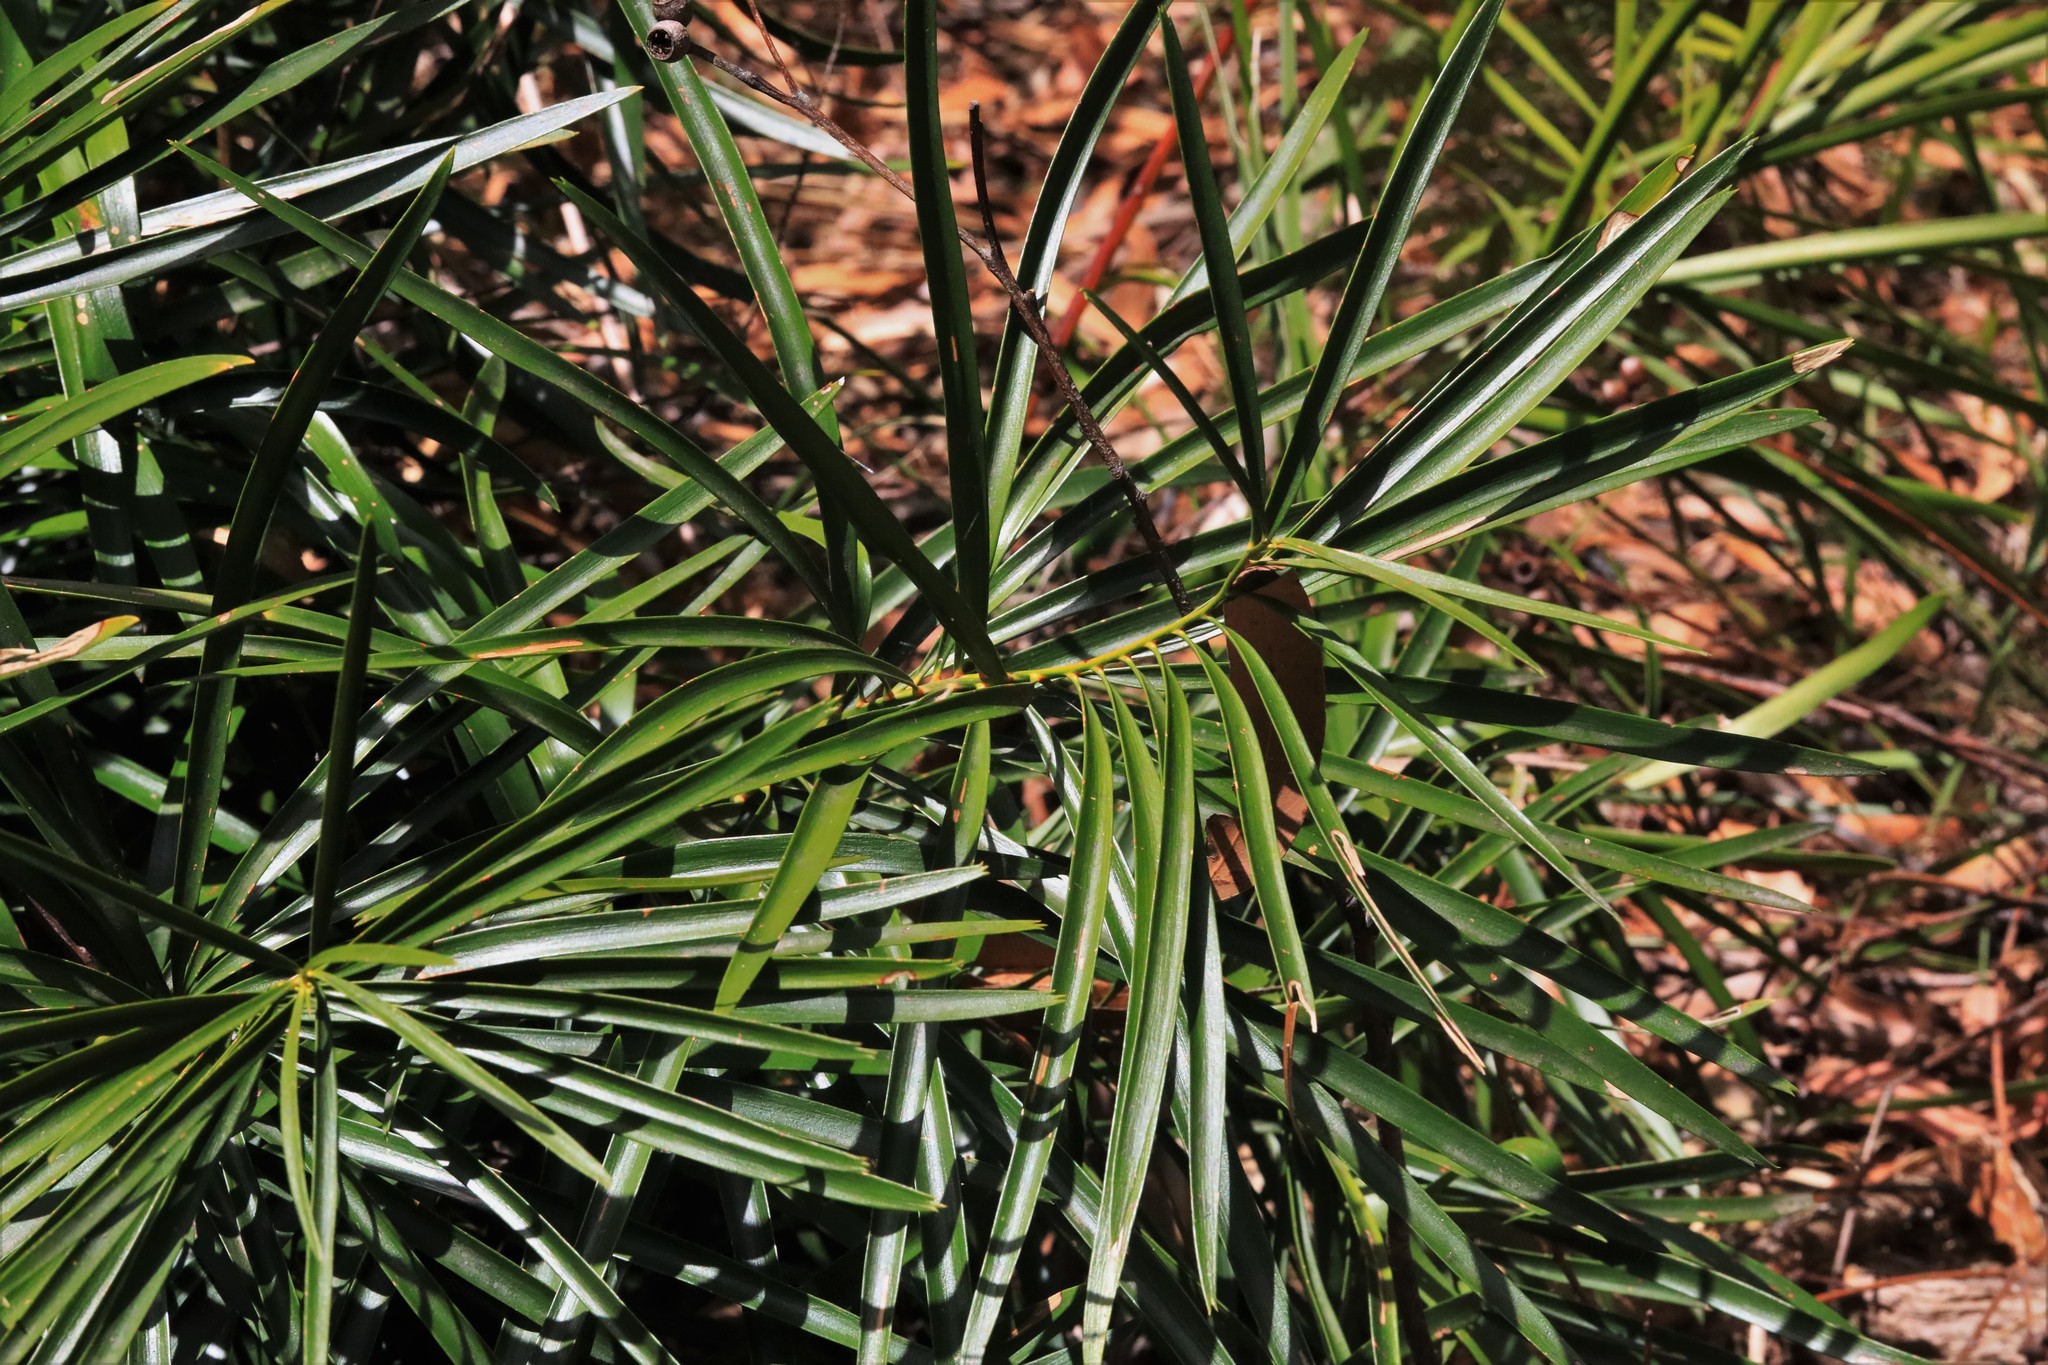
top-left (0, 1), bottom-right (2043, 1362)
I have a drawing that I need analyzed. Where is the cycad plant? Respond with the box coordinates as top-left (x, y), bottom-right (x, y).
top-left (0, 1), bottom-right (2038, 1362)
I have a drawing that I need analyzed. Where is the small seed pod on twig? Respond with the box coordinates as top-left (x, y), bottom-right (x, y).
top-left (644, 19), bottom-right (686, 61)
top-left (650, 0), bottom-right (691, 19)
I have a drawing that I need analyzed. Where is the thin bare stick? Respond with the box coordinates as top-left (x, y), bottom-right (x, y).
top-left (736, 0), bottom-right (801, 98)
top-left (661, 32), bottom-right (1193, 613)
top-left (1829, 1081), bottom-right (1896, 1279)
top-left (968, 103), bottom-right (1192, 613)
top-left (965, 102), bottom-right (1012, 282)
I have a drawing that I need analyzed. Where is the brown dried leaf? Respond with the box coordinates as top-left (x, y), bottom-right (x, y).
top-left (0, 615), bottom-right (138, 681)
top-left (1980, 1146), bottom-right (2048, 1263)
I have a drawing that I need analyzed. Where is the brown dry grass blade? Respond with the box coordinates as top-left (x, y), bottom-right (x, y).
top-left (0, 615), bottom-right (137, 680)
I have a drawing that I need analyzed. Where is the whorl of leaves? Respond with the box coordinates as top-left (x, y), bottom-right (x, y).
top-left (0, 2), bottom-right (2040, 1362)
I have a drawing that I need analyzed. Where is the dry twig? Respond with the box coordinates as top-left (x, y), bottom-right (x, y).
top-left (651, 29), bottom-right (1194, 613)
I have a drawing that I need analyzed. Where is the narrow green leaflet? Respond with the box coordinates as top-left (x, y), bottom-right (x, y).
top-left (904, 0), bottom-right (988, 610)
top-left (562, 183), bottom-right (1003, 677)
top-left (320, 974), bottom-right (610, 1186)
top-left (1191, 647), bottom-right (1314, 1024)
top-left (1224, 628), bottom-right (1481, 1066)
top-left (982, 0), bottom-right (1167, 527)
top-left (1268, 0), bottom-right (1503, 517)
top-left (365, 983), bottom-right (873, 1062)
top-left (1355, 674), bottom-right (1881, 776)
top-left (234, 616), bottom-right (853, 673)
top-left (1167, 29), bottom-right (1369, 303)
top-left (0, 355), bottom-right (250, 477)
top-left (715, 772), bottom-right (869, 1010)
top-left (2, 93), bottom-right (642, 307)
top-left (1083, 659), bottom-right (1195, 1365)
top-left (1279, 538), bottom-right (1691, 651)
top-left (1161, 19), bottom-right (1265, 520)
top-left (1628, 595), bottom-right (1940, 789)
top-left (959, 702), bottom-right (1112, 1364)
top-left (1663, 210), bottom-right (2048, 284)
